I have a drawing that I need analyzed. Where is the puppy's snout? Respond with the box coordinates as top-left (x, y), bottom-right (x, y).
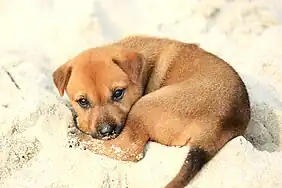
top-left (91, 123), bottom-right (124, 140)
top-left (97, 124), bottom-right (116, 137)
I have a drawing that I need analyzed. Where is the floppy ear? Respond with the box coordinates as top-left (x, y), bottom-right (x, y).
top-left (52, 62), bottom-right (72, 96)
top-left (112, 50), bottom-right (145, 84)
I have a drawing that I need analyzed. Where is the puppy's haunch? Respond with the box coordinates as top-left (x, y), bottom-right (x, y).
top-left (53, 35), bottom-right (250, 188)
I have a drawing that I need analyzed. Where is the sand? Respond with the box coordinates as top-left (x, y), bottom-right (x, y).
top-left (1, 0), bottom-right (282, 187)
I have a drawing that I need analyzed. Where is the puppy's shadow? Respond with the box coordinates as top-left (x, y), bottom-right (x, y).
top-left (241, 73), bottom-right (281, 152)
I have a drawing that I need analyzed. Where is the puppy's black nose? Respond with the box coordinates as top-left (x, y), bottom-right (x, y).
top-left (97, 124), bottom-right (116, 136)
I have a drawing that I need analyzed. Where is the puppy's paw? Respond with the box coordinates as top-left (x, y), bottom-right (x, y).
top-left (76, 135), bottom-right (105, 153)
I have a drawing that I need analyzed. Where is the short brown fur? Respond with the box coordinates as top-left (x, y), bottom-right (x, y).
top-left (53, 35), bottom-right (250, 188)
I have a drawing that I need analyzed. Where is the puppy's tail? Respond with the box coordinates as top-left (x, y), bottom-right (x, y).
top-left (165, 130), bottom-right (238, 188)
top-left (165, 147), bottom-right (210, 188)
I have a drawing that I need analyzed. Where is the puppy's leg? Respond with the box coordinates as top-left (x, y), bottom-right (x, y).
top-left (76, 122), bottom-right (149, 162)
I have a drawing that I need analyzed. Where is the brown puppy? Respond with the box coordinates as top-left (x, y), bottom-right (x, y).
top-left (53, 35), bottom-right (250, 188)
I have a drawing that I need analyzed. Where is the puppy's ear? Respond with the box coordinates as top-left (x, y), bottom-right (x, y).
top-left (52, 62), bottom-right (72, 96)
top-left (112, 50), bottom-right (145, 84)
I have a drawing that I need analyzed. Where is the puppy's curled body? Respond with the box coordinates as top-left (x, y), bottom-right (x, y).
top-left (113, 36), bottom-right (250, 187)
top-left (53, 35), bottom-right (250, 188)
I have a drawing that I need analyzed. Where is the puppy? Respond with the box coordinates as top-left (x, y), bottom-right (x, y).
top-left (52, 35), bottom-right (250, 188)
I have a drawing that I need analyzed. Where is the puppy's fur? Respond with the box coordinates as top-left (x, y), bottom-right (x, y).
top-left (53, 36), bottom-right (250, 188)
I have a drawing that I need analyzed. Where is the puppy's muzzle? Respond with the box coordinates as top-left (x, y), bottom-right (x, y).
top-left (91, 123), bottom-right (123, 140)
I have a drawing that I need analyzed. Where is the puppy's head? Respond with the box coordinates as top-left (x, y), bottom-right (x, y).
top-left (52, 47), bottom-right (146, 140)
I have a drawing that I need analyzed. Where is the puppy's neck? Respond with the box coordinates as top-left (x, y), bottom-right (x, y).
top-left (140, 58), bottom-right (155, 95)
top-left (133, 49), bottom-right (169, 95)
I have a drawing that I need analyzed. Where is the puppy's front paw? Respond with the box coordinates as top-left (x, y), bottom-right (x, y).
top-left (76, 135), bottom-right (105, 153)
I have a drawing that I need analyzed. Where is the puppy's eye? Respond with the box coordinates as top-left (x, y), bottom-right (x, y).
top-left (77, 98), bottom-right (90, 109)
top-left (112, 89), bottom-right (125, 101)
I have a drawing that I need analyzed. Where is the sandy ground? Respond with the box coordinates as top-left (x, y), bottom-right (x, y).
top-left (1, 0), bottom-right (282, 187)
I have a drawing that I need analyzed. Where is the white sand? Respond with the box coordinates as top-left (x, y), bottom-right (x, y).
top-left (1, 0), bottom-right (282, 187)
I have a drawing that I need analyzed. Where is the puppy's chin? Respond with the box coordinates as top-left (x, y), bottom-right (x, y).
top-left (91, 125), bottom-right (124, 140)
